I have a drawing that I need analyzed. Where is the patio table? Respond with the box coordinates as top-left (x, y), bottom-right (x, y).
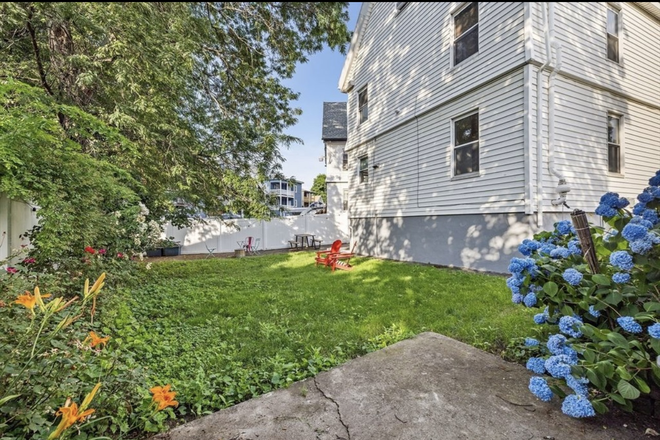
top-left (294, 233), bottom-right (315, 249)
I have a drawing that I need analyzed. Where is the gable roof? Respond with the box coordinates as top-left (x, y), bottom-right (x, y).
top-left (322, 102), bottom-right (347, 141)
top-left (339, 2), bottom-right (373, 93)
top-left (635, 2), bottom-right (660, 20)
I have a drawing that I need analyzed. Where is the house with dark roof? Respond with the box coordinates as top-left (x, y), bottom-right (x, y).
top-left (322, 102), bottom-right (349, 216)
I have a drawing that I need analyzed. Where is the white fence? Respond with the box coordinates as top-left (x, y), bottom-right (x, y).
top-left (164, 213), bottom-right (349, 255)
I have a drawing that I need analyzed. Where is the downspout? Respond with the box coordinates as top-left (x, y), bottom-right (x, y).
top-left (536, 2), bottom-right (552, 228)
top-left (547, 2), bottom-right (571, 208)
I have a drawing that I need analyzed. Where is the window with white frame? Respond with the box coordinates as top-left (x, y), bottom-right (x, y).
top-left (358, 87), bottom-right (368, 124)
top-left (607, 7), bottom-right (620, 63)
top-left (607, 115), bottom-right (621, 173)
top-left (453, 112), bottom-right (479, 176)
top-left (342, 151), bottom-right (349, 171)
top-left (454, 2), bottom-right (479, 66)
top-left (359, 155), bottom-right (369, 183)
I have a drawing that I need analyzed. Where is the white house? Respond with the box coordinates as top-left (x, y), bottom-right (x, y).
top-left (339, 2), bottom-right (660, 272)
top-left (322, 102), bottom-right (351, 236)
top-left (0, 194), bottom-right (38, 262)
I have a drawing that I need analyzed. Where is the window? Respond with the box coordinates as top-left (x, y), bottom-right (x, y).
top-left (608, 115), bottom-right (621, 173)
top-left (454, 2), bottom-right (479, 66)
top-left (358, 87), bottom-right (368, 124)
top-left (342, 151), bottom-right (349, 171)
top-left (359, 156), bottom-right (369, 183)
top-left (453, 112), bottom-right (479, 176)
top-left (343, 189), bottom-right (348, 211)
top-left (607, 7), bottom-right (619, 63)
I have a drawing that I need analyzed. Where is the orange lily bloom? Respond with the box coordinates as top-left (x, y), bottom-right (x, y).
top-left (47, 401), bottom-right (95, 439)
top-left (85, 331), bottom-right (110, 349)
top-left (15, 290), bottom-right (52, 312)
top-left (150, 384), bottom-right (178, 411)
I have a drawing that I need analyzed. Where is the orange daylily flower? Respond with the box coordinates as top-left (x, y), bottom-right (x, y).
top-left (47, 401), bottom-right (95, 439)
top-left (85, 331), bottom-right (110, 348)
top-left (150, 384), bottom-right (178, 411)
top-left (14, 290), bottom-right (51, 312)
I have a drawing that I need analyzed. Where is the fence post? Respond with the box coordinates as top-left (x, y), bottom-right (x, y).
top-left (570, 209), bottom-right (599, 274)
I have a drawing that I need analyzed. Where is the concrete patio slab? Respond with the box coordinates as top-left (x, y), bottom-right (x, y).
top-left (153, 332), bottom-right (656, 440)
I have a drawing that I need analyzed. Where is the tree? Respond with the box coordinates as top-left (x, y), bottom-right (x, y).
top-left (0, 2), bottom-right (350, 257)
top-left (311, 174), bottom-right (327, 203)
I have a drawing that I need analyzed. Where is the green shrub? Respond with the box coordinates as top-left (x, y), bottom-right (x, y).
top-left (508, 170), bottom-right (660, 417)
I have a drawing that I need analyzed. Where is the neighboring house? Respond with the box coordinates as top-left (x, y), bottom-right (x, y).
top-left (322, 102), bottom-right (350, 215)
top-left (303, 189), bottom-right (318, 207)
top-left (0, 193), bottom-right (38, 262)
top-left (265, 178), bottom-right (303, 214)
top-left (339, 2), bottom-right (660, 272)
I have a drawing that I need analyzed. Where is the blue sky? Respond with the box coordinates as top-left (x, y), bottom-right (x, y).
top-left (280, 2), bottom-right (361, 190)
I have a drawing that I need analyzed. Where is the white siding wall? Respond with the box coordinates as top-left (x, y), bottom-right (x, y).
top-left (347, 2), bottom-right (526, 149)
top-left (0, 193), bottom-right (39, 262)
top-left (349, 70), bottom-right (526, 217)
top-left (536, 73), bottom-right (660, 211)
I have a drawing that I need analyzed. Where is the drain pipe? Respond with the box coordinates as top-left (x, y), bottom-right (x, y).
top-left (536, 2), bottom-right (552, 228)
top-left (547, 2), bottom-right (570, 208)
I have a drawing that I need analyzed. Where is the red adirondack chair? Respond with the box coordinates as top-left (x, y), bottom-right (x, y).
top-left (329, 242), bottom-right (357, 271)
top-left (315, 239), bottom-right (342, 267)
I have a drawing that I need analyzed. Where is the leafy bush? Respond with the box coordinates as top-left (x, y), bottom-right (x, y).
top-left (507, 170), bottom-right (660, 417)
top-left (0, 270), bottom-right (176, 439)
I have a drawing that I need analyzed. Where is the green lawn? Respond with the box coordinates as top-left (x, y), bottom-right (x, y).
top-left (103, 251), bottom-right (535, 415)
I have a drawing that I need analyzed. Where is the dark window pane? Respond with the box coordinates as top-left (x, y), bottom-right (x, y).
top-left (607, 9), bottom-right (618, 36)
top-left (454, 143), bottom-right (479, 176)
top-left (455, 26), bottom-right (479, 65)
top-left (359, 156), bottom-right (369, 183)
top-left (342, 152), bottom-right (349, 170)
top-left (608, 117), bottom-right (619, 143)
top-left (455, 2), bottom-right (478, 38)
top-left (608, 143), bottom-right (620, 173)
top-left (607, 35), bottom-right (619, 62)
top-left (359, 88), bottom-right (368, 123)
top-left (455, 113), bottom-right (479, 145)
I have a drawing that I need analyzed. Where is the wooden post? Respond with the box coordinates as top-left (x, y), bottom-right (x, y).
top-left (570, 209), bottom-right (599, 274)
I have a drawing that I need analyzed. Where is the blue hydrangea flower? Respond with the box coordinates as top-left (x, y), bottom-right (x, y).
top-left (555, 220), bottom-right (574, 236)
top-left (642, 209), bottom-right (659, 225)
top-left (622, 222), bottom-right (649, 242)
top-left (518, 239), bottom-right (541, 256)
top-left (539, 243), bottom-right (557, 256)
top-left (599, 192), bottom-right (620, 207)
top-left (545, 355), bottom-right (574, 378)
top-left (526, 357), bottom-right (546, 374)
top-left (650, 170), bottom-right (660, 186)
top-left (610, 251), bottom-right (634, 271)
top-left (595, 204), bottom-right (617, 217)
top-left (508, 258), bottom-right (525, 274)
top-left (559, 315), bottom-right (583, 338)
top-left (562, 268), bottom-right (583, 286)
top-left (547, 334), bottom-right (568, 355)
top-left (638, 191), bottom-right (654, 203)
top-left (534, 313), bottom-right (547, 324)
top-left (629, 216), bottom-right (654, 229)
top-left (524, 337), bottom-right (539, 346)
top-left (630, 236), bottom-right (654, 255)
top-left (648, 323), bottom-right (660, 339)
top-left (512, 293), bottom-right (523, 304)
top-left (566, 375), bottom-right (590, 397)
top-left (604, 229), bottom-right (619, 241)
top-left (588, 305), bottom-right (601, 318)
top-left (632, 203), bottom-right (646, 216)
top-left (617, 316), bottom-right (642, 334)
top-left (506, 276), bottom-right (523, 293)
top-left (612, 272), bottom-right (631, 284)
top-left (529, 377), bottom-right (553, 402)
top-left (562, 394), bottom-right (596, 418)
top-left (567, 240), bottom-right (582, 256)
top-left (550, 247), bottom-right (570, 259)
top-left (523, 292), bottom-right (537, 308)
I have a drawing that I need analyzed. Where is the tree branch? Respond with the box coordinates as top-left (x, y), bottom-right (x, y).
top-left (26, 10), bottom-right (53, 96)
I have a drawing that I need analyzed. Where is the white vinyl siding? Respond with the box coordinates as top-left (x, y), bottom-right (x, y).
top-left (349, 70), bottom-right (526, 218)
top-left (537, 73), bottom-right (660, 211)
top-left (347, 2), bottom-right (526, 148)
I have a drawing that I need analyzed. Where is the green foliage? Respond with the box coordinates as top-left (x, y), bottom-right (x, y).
top-left (0, 2), bottom-right (351, 226)
top-left (103, 253), bottom-right (533, 419)
top-left (311, 174), bottom-right (327, 202)
top-left (507, 173), bottom-right (660, 417)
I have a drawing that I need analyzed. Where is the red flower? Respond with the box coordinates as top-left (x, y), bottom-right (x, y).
top-left (84, 246), bottom-right (96, 254)
top-left (116, 252), bottom-right (124, 259)
top-left (22, 258), bottom-right (36, 265)
top-left (98, 249), bottom-right (107, 255)
top-left (6, 267), bottom-right (18, 274)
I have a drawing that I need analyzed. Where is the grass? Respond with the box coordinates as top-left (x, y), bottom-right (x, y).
top-left (102, 251), bottom-right (535, 416)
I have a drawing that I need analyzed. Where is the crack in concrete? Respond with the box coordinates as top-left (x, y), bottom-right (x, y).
top-left (313, 377), bottom-right (351, 440)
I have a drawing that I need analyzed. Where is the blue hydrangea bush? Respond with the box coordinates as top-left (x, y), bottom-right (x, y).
top-left (509, 170), bottom-right (660, 418)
